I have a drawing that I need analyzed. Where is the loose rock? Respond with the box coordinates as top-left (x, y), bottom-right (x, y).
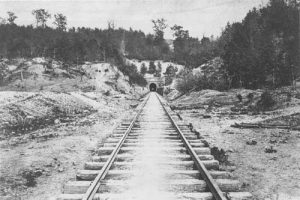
top-left (246, 139), bottom-right (257, 145)
top-left (54, 119), bottom-right (61, 124)
top-left (265, 146), bottom-right (277, 153)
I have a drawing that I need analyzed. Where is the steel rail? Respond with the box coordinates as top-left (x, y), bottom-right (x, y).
top-left (81, 94), bottom-right (150, 200)
top-left (155, 93), bottom-right (227, 200)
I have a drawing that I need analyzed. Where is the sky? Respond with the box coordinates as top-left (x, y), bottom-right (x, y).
top-left (0, 0), bottom-right (269, 39)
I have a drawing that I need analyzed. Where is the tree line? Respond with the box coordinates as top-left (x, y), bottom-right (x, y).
top-left (0, 10), bottom-right (171, 63)
top-left (173, 0), bottom-right (299, 90)
top-left (220, 0), bottom-right (299, 89)
top-left (0, 0), bottom-right (299, 90)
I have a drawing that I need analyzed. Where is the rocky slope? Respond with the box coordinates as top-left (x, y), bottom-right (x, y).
top-left (0, 57), bottom-right (135, 94)
top-left (0, 57), bottom-right (148, 200)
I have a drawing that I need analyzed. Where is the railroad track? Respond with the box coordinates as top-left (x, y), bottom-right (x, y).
top-left (57, 93), bottom-right (252, 200)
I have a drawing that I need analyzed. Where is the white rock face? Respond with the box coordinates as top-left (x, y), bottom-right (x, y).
top-left (125, 59), bottom-right (184, 76)
top-left (32, 57), bottom-right (46, 64)
top-left (7, 65), bottom-right (18, 71)
top-left (82, 63), bottom-right (131, 94)
top-left (192, 57), bottom-right (223, 76)
top-left (27, 64), bottom-right (44, 74)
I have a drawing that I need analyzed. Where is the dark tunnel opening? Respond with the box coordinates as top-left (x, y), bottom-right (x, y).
top-left (149, 83), bottom-right (157, 91)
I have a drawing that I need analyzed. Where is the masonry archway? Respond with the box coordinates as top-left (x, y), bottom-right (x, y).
top-left (149, 83), bottom-right (157, 91)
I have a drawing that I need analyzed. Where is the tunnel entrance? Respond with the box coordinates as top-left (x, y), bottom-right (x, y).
top-left (149, 83), bottom-right (157, 91)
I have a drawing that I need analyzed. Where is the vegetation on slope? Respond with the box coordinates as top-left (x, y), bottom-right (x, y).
top-left (0, 0), bottom-right (299, 90)
top-left (175, 0), bottom-right (299, 92)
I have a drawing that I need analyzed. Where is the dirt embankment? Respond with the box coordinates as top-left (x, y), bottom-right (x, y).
top-left (0, 57), bottom-right (137, 94)
top-left (0, 90), bottom-right (146, 200)
top-left (0, 92), bottom-right (96, 140)
top-left (0, 57), bottom-right (149, 200)
top-left (167, 88), bottom-right (300, 200)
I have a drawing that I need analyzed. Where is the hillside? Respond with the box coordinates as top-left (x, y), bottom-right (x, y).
top-left (0, 57), bottom-right (149, 200)
top-left (0, 57), bottom-right (137, 94)
top-left (0, 56), bottom-right (147, 139)
top-left (125, 58), bottom-right (184, 77)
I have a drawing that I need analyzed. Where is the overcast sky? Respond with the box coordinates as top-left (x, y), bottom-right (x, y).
top-left (0, 0), bottom-right (269, 39)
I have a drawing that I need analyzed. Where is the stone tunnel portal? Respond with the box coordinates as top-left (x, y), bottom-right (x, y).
top-left (149, 83), bottom-right (157, 91)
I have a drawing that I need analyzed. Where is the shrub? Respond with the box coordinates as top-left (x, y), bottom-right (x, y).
top-left (210, 147), bottom-right (229, 164)
top-left (3, 114), bottom-right (40, 134)
top-left (163, 87), bottom-right (171, 95)
top-left (20, 168), bottom-right (43, 187)
top-left (236, 94), bottom-right (242, 102)
top-left (175, 70), bottom-right (197, 93)
top-left (118, 63), bottom-right (147, 86)
top-left (257, 90), bottom-right (276, 110)
top-left (175, 69), bottom-right (228, 93)
top-left (247, 93), bottom-right (254, 102)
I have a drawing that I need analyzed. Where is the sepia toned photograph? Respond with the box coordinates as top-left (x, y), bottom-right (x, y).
top-left (0, 0), bottom-right (299, 200)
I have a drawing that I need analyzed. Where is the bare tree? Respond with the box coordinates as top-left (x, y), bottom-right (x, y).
top-left (7, 11), bottom-right (17, 24)
top-left (32, 9), bottom-right (51, 28)
top-left (151, 18), bottom-right (168, 41)
top-left (53, 13), bottom-right (67, 31)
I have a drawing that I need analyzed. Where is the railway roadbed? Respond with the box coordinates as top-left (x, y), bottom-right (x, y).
top-left (57, 93), bottom-right (252, 200)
